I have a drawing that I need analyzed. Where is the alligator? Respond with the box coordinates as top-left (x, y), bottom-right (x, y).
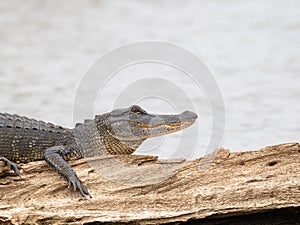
top-left (0, 105), bottom-right (197, 197)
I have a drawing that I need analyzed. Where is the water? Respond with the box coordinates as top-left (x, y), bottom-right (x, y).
top-left (0, 0), bottom-right (299, 159)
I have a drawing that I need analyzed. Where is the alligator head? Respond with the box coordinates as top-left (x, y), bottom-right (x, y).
top-left (94, 105), bottom-right (198, 155)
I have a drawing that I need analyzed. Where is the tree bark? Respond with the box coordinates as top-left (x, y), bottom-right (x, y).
top-left (0, 143), bottom-right (299, 225)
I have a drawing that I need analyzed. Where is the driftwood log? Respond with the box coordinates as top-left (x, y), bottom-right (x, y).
top-left (0, 143), bottom-right (299, 224)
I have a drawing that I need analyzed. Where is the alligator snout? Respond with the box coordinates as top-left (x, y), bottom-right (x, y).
top-left (180, 111), bottom-right (198, 121)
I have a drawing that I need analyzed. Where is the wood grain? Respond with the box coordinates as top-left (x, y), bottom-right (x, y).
top-left (0, 143), bottom-right (299, 224)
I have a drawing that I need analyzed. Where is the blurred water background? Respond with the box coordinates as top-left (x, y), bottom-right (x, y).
top-left (0, 0), bottom-right (299, 159)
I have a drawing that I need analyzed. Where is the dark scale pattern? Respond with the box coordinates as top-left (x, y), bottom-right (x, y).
top-left (95, 115), bottom-right (137, 155)
top-left (0, 113), bottom-right (89, 196)
top-left (74, 119), bottom-right (107, 158)
top-left (0, 113), bottom-right (72, 163)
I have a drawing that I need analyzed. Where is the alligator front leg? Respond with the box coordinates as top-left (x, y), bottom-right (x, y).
top-left (0, 157), bottom-right (21, 176)
top-left (44, 146), bottom-right (91, 197)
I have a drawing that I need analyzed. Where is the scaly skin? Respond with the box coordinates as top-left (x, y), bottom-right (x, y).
top-left (0, 105), bottom-right (197, 197)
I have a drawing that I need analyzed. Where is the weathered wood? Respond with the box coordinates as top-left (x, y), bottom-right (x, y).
top-left (0, 143), bottom-right (299, 224)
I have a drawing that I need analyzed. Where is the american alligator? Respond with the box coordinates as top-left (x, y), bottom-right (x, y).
top-left (0, 105), bottom-right (197, 197)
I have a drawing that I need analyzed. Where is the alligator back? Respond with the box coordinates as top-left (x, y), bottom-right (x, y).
top-left (0, 113), bottom-right (70, 163)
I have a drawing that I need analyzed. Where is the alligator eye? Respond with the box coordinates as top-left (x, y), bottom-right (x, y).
top-left (130, 105), bottom-right (145, 114)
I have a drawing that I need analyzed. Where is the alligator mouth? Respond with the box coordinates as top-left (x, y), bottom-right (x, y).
top-left (129, 110), bottom-right (198, 136)
top-left (131, 118), bottom-right (196, 129)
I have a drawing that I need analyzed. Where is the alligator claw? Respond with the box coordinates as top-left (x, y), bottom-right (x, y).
top-left (0, 157), bottom-right (21, 176)
top-left (67, 174), bottom-right (91, 198)
top-left (7, 162), bottom-right (21, 176)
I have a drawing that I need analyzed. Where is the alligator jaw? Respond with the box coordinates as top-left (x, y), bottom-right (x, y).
top-left (129, 111), bottom-right (197, 137)
top-left (105, 106), bottom-right (198, 141)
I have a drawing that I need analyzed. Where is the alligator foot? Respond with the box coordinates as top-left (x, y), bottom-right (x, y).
top-left (0, 157), bottom-right (21, 176)
top-left (44, 146), bottom-right (91, 198)
top-left (67, 173), bottom-right (91, 198)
